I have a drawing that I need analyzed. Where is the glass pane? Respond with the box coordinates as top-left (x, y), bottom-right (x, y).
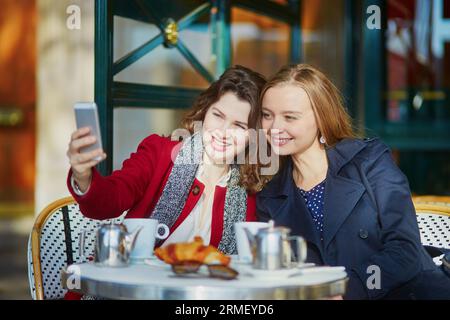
top-left (301, 0), bottom-right (346, 90)
top-left (384, 0), bottom-right (450, 194)
top-left (386, 0), bottom-right (450, 124)
top-left (113, 108), bottom-right (186, 170)
top-left (231, 7), bottom-right (290, 78)
top-left (113, 16), bottom-right (211, 88)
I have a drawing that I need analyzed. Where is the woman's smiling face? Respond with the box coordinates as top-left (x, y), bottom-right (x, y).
top-left (261, 84), bottom-right (320, 156)
top-left (202, 92), bottom-right (251, 164)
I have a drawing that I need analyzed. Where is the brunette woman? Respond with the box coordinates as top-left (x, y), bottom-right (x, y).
top-left (67, 65), bottom-right (266, 254)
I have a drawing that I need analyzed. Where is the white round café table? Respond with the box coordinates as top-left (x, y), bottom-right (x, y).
top-left (61, 258), bottom-right (348, 300)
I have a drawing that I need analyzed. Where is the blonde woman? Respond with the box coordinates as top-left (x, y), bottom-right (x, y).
top-left (257, 64), bottom-right (450, 300)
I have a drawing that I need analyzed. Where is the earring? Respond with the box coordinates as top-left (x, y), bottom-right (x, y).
top-left (319, 136), bottom-right (326, 145)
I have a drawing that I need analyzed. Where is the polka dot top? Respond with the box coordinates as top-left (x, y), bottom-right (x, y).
top-left (298, 180), bottom-right (326, 234)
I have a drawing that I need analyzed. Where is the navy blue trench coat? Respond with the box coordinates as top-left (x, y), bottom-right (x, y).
top-left (257, 138), bottom-right (450, 300)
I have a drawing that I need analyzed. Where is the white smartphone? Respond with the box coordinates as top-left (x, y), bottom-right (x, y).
top-left (74, 102), bottom-right (103, 161)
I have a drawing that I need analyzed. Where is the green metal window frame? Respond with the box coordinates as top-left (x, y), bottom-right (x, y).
top-left (95, 0), bottom-right (302, 175)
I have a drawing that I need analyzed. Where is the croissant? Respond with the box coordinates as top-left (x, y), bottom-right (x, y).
top-left (154, 236), bottom-right (231, 266)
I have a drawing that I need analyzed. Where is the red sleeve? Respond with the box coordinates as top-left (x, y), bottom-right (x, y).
top-left (245, 193), bottom-right (257, 221)
top-left (67, 134), bottom-right (166, 220)
top-left (64, 291), bottom-right (83, 300)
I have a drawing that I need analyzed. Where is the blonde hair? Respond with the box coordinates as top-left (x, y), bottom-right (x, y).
top-left (260, 64), bottom-right (356, 147)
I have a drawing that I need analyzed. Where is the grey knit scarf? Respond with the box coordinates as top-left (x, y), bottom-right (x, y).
top-left (150, 132), bottom-right (247, 255)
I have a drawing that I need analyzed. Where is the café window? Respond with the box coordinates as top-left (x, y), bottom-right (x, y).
top-left (383, 0), bottom-right (450, 194)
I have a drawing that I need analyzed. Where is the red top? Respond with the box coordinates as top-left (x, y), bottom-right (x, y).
top-left (67, 134), bottom-right (257, 247)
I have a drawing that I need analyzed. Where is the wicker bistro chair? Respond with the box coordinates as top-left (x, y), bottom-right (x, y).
top-left (413, 196), bottom-right (450, 207)
top-left (413, 202), bottom-right (450, 266)
top-left (28, 197), bottom-right (125, 300)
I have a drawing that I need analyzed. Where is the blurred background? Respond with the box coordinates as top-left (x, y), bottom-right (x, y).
top-left (0, 0), bottom-right (449, 299)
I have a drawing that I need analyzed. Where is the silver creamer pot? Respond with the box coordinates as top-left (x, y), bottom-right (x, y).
top-left (243, 220), bottom-right (307, 270)
top-left (80, 221), bottom-right (142, 267)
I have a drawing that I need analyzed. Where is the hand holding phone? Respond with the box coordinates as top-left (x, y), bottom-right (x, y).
top-left (74, 102), bottom-right (103, 161)
top-left (67, 102), bottom-right (107, 192)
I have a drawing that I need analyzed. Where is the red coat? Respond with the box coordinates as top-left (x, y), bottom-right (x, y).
top-left (67, 134), bottom-right (257, 247)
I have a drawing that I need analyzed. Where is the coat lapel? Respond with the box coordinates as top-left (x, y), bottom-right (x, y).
top-left (260, 192), bottom-right (324, 254)
top-left (258, 159), bottom-right (323, 251)
top-left (322, 139), bottom-right (368, 249)
top-left (259, 139), bottom-right (370, 255)
top-left (322, 173), bottom-right (365, 249)
top-left (290, 189), bottom-right (324, 252)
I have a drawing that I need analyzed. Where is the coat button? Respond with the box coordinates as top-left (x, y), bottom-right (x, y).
top-left (192, 185), bottom-right (200, 196)
top-left (359, 229), bottom-right (369, 239)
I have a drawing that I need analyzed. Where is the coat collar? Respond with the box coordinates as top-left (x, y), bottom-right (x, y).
top-left (326, 138), bottom-right (368, 176)
top-left (259, 138), bottom-right (368, 198)
top-left (259, 138), bottom-right (369, 250)
top-left (258, 158), bottom-right (324, 252)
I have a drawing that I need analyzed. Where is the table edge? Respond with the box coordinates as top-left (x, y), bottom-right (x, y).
top-left (61, 266), bottom-right (348, 300)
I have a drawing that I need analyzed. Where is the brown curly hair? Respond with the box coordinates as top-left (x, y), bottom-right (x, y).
top-left (181, 65), bottom-right (266, 194)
